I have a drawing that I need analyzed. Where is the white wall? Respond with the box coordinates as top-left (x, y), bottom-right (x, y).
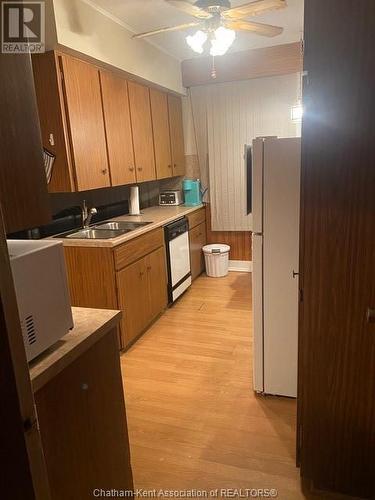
top-left (48, 0), bottom-right (185, 94)
top-left (189, 73), bottom-right (301, 231)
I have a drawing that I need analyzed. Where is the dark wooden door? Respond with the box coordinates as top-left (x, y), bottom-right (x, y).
top-left (0, 52), bottom-right (50, 233)
top-left (298, 1), bottom-right (375, 498)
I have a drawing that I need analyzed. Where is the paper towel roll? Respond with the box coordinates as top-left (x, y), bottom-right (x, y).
top-left (129, 186), bottom-right (140, 215)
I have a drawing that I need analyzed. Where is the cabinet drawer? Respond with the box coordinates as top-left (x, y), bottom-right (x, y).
top-left (187, 207), bottom-right (206, 230)
top-left (114, 228), bottom-right (164, 270)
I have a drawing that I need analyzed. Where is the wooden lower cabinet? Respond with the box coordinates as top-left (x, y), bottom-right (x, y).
top-left (117, 246), bottom-right (167, 347)
top-left (187, 207), bottom-right (207, 281)
top-left (189, 221), bottom-right (207, 280)
top-left (146, 247), bottom-right (168, 320)
top-left (34, 330), bottom-right (133, 499)
top-left (64, 228), bottom-right (168, 350)
top-left (117, 257), bottom-right (150, 346)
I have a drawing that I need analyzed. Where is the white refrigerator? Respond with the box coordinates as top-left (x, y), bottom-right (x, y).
top-left (251, 136), bottom-right (301, 398)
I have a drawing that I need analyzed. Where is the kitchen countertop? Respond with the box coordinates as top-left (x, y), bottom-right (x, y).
top-left (52, 204), bottom-right (205, 248)
top-left (29, 307), bottom-right (121, 392)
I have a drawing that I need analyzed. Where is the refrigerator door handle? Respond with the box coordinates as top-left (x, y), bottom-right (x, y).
top-left (253, 232), bottom-right (263, 236)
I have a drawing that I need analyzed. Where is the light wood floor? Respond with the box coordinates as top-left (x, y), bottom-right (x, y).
top-left (121, 273), bottom-right (307, 499)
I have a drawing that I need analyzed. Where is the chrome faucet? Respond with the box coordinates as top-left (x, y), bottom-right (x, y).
top-left (81, 200), bottom-right (97, 228)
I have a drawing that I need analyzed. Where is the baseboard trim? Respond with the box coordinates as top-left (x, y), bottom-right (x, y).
top-left (228, 260), bottom-right (252, 272)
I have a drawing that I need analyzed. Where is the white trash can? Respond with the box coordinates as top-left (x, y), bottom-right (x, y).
top-left (203, 244), bottom-right (230, 278)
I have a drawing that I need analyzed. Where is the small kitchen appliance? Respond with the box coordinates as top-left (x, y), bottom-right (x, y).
top-left (159, 190), bottom-right (183, 206)
top-left (182, 179), bottom-right (202, 206)
top-left (8, 239), bottom-right (74, 362)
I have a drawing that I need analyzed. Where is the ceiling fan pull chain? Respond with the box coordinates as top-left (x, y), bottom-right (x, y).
top-left (211, 55), bottom-right (217, 79)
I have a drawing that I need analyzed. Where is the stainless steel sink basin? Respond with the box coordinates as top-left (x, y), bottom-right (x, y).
top-left (94, 221), bottom-right (152, 231)
top-left (62, 228), bottom-right (128, 239)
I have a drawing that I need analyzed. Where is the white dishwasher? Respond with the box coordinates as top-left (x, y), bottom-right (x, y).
top-left (164, 217), bottom-right (192, 303)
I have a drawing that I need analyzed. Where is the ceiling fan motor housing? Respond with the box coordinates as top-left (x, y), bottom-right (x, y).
top-left (195, 0), bottom-right (231, 12)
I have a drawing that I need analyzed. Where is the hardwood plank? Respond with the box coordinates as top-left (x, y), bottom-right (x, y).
top-left (122, 273), bottom-right (355, 498)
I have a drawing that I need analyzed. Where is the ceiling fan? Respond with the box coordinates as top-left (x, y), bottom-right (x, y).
top-left (132, 0), bottom-right (287, 56)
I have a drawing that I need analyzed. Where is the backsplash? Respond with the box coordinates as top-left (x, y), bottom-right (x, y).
top-left (49, 178), bottom-right (183, 217)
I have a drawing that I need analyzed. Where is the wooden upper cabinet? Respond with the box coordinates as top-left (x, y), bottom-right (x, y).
top-left (0, 53), bottom-right (50, 233)
top-left (60, 55), bottom-right (110, 191)
top-left (150, 89), bottom-right (173, 179)
top-left (168, 95), bottom-right (186, 177)
top-left (32, 51), bottom-right (75, 193)
top-left (100, 72), bottom-right (136, 186)
top-left (128, 81), bottom-right (156, 183)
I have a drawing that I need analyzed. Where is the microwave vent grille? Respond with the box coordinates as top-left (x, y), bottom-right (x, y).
top-left (22, 315), bottom-right (37, 345)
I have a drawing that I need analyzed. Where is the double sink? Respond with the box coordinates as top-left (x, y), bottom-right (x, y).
top-left (58, 220), bottom-right (152, 240)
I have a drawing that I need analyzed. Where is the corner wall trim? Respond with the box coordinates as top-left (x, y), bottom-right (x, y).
top-left (228, 260), bottom-right (252, 273)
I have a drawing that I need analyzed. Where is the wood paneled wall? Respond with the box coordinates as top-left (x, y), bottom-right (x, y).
top-left (205, 205), bottom-right (252, 261)
top-left (182, 42), bottom-right (303, 88)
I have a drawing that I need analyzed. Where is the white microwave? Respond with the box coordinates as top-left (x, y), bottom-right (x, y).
top-left (8, 239), bottom-right (74, 362)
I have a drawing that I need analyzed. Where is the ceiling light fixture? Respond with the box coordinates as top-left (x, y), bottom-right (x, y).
top-left (186, 25), bottom-right (236, 57)
top-left (210, 26), bottom-right (236, 56)
top-left (186, 30), bottom-right (208, 54)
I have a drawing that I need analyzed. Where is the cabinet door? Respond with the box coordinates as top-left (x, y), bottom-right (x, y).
top-left (189, 221), bottom-right (207, 280)
top-left (168, 95), bottom-right (186, 177)
top-left (150, 89), bottom-right (172, 179)
top-left (60, 55), bottom-right (110, 191)
top-left (117, 257), bottom-right (149, 347)
top-left (100, 71), bottom-right (136, 186)
top-left (0, 53), bottom-right (50, 233)
top-left (128, 81), bottom-right (156, 183)
top-left (145, 246), bottom-right (168, 321)
top-left (35, 331), bottom-right (133, 499)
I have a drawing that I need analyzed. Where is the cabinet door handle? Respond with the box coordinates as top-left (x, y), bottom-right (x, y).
top-left (147, 266), bottom-right (151, 271)
top-left (367, 308), bottom-right (375, 323)
top-left (138, 167), bottom-right (143, 172)
top-left (168, 164), bottom-right (172, 169)
top-left (101, 168), bottom-right (107, 175)
top-left (139, 271), bottom-right (144, 277)
top-left (129, 166), bottom-right (134, 172)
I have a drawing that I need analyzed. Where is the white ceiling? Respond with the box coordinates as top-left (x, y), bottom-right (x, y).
top-left (89, 0), bottom-right (304, 61)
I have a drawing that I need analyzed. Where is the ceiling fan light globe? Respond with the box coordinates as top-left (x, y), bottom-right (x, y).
top-left (186, 30), bottom-right (208, 53)
top-left (210, 26), bottom-right (236, 56)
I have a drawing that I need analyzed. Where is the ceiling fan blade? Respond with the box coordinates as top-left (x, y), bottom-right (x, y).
top-left (223, 0), bottom-right (287, 20)
top-left (166, 0), bottom-right (212, 19)
top-left (132, 22), bottom-right (202, 39)
top-left (226, 20), bottom-right (283, 36)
